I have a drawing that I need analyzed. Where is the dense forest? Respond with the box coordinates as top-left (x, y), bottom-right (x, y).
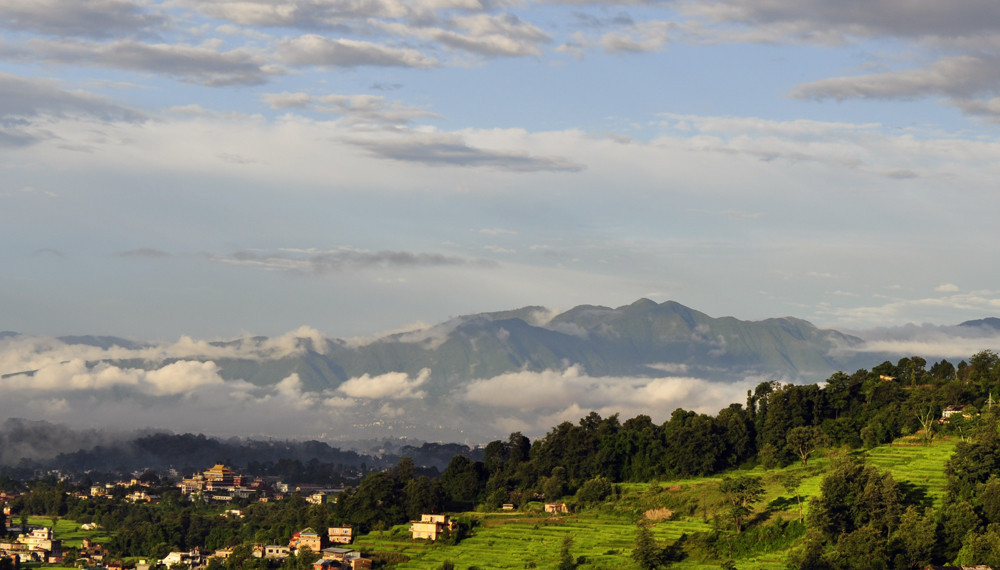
top-left (8, 350), bottom-right (1000, 568)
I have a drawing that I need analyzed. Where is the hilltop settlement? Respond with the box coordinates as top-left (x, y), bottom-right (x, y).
top-left (4, 352), bottom-right (1000, 567)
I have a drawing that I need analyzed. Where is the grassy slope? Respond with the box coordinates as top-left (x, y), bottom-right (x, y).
top-left (25, 516), bottom-right (113, 548)
top-left (20, 437), bottom-right (957, 570)
top-left (355, 436), bottom-right (959, 569)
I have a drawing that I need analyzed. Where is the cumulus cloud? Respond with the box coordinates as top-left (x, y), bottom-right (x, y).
top-left (0, 359), bottom-right (225, 395)
top-left (0, 328), bottom-right (332, 377)
top-left (684, 0), bottom-right (1000, 44)
top-left (382, 319), bottom-right (466, 350)
top-left (0, 0), bottom-right (165, 38)
top-left (278, 35), bottom-right (438, 68)
top-left (0, 71), bottom-right (143, 146)
top-left (376, 13), bottom-right (551, 58)
top-left (183, 0), bottom-right (482, 29)
top-left (337, 368), bottom-right (431, 399)
top-left (0, 361), bottom-right (364, 441)
top-left (599, 21), bottom-right (676, 53)
top-left (0, 72), bottom-right (140, 122)
top-left (460, 365), bottom-right (752, 417)
top-left (260, 92), bottom-right (439, 127)
top-left (14, 38), bottom-right (278, 86)
top-left (791, 54), bottom-right (1000, 101)
top-left (949, 97), bottom-right (1000, 122)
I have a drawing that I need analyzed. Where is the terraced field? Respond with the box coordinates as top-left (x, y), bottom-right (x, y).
top-left (353, 437), bottom-right (960, 569)
top-left (864, 436), bottom-right (956, 508)
top-left (6, 437), bottom-right (956, 570)
top-left (355, 510), bottom-right (716, 569)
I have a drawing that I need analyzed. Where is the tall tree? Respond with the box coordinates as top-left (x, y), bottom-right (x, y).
top-left (558, 535), bottom-right (576, 570)
top-left (631, 522), bottom-right (664, 570)
top-left (785, 426), bottom-right (829, 467)
top-left (718, 475), bottom-right (764, 533)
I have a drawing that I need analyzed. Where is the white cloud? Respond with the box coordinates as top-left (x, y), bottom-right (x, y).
top-left (0, 329), bottom-right (332, 378)
top-left (0, 0), bottom-right (165, 38)
top-left (599, 20), bottom-right (675, 53)
top-left (260, 91), bottom-right (439, 127)
top-left (337, 368), bottom-right (431, 399)
top-left (460, 365), bottom-right (758, 425)
top-left (646, 362), bottom-right (690, 374)
top-left (0, 359), bottom-right (226, 396)
top-left (816, 290), bottom-right (1000, 328)
top-left (278, 35), bottom-right (438, 68)
top-left (14, 38), bottom-right (278, 86)
top-left (791, 54), bottom-right (1000, 101)
top-left (376, 13), bottom-right (550, 58)
top-left (936, 283), bottom-right (960, 293)
top-left (144, 360), bottom-right (226, 395)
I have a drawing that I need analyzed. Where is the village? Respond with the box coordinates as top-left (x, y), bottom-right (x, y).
top-left (0, 462), bottom-right (568, 570)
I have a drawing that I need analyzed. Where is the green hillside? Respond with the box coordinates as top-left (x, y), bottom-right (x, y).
top-left (353, 436), bottom-right (960, 569)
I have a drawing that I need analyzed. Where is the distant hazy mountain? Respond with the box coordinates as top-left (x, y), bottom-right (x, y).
top-left (190, 299), bottom-right (870, 390)
top-left (28, 298), bottom-right (884, 390)
top-left (0, 299), bottom-right (907, 442)
top-left (959, 317), bottom-right (1000, 332)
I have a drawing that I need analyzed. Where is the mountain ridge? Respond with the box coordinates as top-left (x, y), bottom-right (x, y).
top-left (3, 299), bottom-right (982, 441)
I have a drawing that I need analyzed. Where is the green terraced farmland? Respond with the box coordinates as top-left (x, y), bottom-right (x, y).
top-left (353, 436), bottom-right (962, 569)
top-left (864, 436), bottom-right (956, 508)
top-left (356, 510), bottom-right (718, 569)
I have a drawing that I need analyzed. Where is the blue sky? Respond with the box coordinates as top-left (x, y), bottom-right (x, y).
top-left (5, 0), bottom-right (1000, 341)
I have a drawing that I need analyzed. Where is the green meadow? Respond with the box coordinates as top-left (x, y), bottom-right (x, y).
top-left (354, 436), bottom-right (961, 569)
top-left (24, 516), bottom-right (113, 548)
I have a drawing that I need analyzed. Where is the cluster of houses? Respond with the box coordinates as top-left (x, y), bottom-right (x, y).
top-left (156, 526), bottom-right (372, 570)
top-left (179, 465), bottom-right (344, 505)
top-left (0, 526), bottom-right (62, 564)
top-left (0, 462), bottom-right (568, 570)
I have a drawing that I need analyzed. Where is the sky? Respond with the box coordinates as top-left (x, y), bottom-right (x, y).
top-left (5, 0), bottom-right (1000, 344)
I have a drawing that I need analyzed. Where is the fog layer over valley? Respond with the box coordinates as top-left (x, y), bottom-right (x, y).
top-left (2, 300), bottom-right (999, 445)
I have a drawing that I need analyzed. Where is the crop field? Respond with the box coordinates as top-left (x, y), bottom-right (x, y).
top-left (4, 435), bottom-right (959, 570)
top-left (864, 436), bottom-right (957, 508)
top-left (353, 437), bottom-right (961, 569)
top-left (355, 510), bottom-right (719, 570)
top-left (26, 516), bottom-right (112, 548)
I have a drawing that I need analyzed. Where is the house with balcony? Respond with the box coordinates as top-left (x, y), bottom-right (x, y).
top-left (409, 514), bottom-right (456, 541)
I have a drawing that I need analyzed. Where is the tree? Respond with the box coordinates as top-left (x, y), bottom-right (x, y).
top-left (808, 457), bottom-right (903, 541)
top-left (914, 406), bottom-right (937, 446)
top-left (542, 467), bottom-right (566, 501)
top-left (938, 499), bottom-right (980, 561)
top-left (779, 473), bottom-right (804, 523)
top-left (439, 455), bottom-right (487, 507)
top-left (827, 524), bottom-right (888, 569)
top-left (718, 475), bottom-right (764, 533)
top-left (558, 535), bottom-right (576, 570)
top-left (632, 523), bottom-right (663, 570)
top-left (887, 506), bottom-right (935, 569)
top-left (575, 476), bottom-right (612, 504)
top-left (978, 476), bottom-right (1000, 524)
top-left (929, 359), bottom-right (956, 383)
top-left (785, 426), bottom-right (829, 467)
top-left (955, 527), bottom-right (1000, 568)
